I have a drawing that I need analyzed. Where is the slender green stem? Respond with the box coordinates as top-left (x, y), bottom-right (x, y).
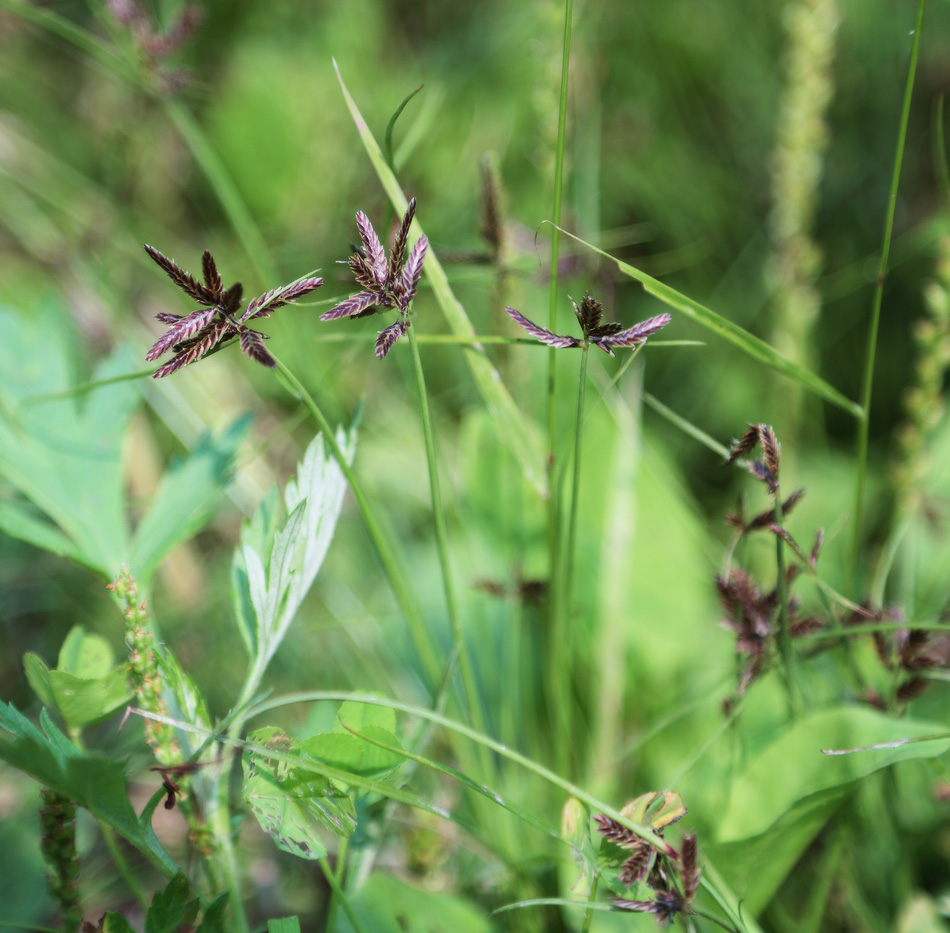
top-left (550, 344), bottom-right (589, 776)
top-left (319, 855), bottom-right (366, 933)
top-left (406, 326), bottom-right (484, 733)
top-left (580, 873), bottom-right (599, 933)
top-left (852, 0), bottom-right (926, 593)
top-left (272, 354), bottom-right (442, 686)
top-left (546, 0), bottom-right (575, 582)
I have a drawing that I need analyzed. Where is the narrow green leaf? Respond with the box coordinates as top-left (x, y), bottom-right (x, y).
top-left (333, 62), bottom-right (547, 495)
top-left (554, 226), bottom-right (863, 419)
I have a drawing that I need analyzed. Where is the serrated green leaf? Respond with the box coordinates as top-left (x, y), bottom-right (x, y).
top-left (333, 63), bottom-right (547, 495)
top-left (334, 700), bottom-right (398, 736)
top-left (58, 625), bottom-right (114, 677)
top-left (22, 653), bottom-right (56, 709)
top-left (0, 700), bottom-right (176, 875)
top-left (129, 415), bottom-right (251, 587)
top-left (145, 872), bottom-right (197, 933)
top-left (243, 728), bottom-right (357, 861)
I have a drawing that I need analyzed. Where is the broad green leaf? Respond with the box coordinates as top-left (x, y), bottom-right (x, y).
top-left (336, 872), bottom-right (491, 933)
top-left (334, 62), bottom-right (547, 495)
top-left (554, 227), bottom-right (863, 419)
top-left (23, 653), bottom-right (130, 730)
top-left (714, 707), bottom-right (950, 842)
top-left (704, 707), bottom-right (950, 917)
top-left (129, 415), bottom-right (252, 587)
top-left (267, 919), bottom-right (302, 933)
top-left (145, 873), bottom-right (197, 933)
top-left (243, 727), bottom-right (357, 861)
top-left (0, 701), bottom-right (176, 875)
top-left (0, 303), bottom-right (139, 575)
top-left (334, 700), bottom-right (398, 736)
top-left (23, 627), bottom-right (131, 730)
top-left (0, 497), bottom-right (91, 568)
top-left (300, 726), bottom-right (404, 781)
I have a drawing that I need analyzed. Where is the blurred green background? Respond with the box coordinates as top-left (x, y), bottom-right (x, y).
top-left (2, 0), bottom-right (950, 929)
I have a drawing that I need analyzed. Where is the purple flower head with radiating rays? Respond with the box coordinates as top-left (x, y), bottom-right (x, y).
top-left (320, 199), bottom-right (427, 359)
top-left (505, 292), bottom-right (670, 356)
top-left (143, 245), bottom-right (322, 377)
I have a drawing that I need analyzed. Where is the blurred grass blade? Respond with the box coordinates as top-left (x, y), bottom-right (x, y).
top-left (333, 61), bottom-right (548, 495)
top-left (644, 392), bottom-right (731, 459)
top-left (553, 224), bottom-right (863, 419)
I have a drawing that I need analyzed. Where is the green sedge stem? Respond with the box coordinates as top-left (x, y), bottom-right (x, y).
top-left (406, 325), bottom-right (484, 734)
top-left (852, 0), bottom-right (926, 594)
top-left (773, 490), bottom-right (797, 719)
top-left (271, 354), bottom-right (442, 687)
top-left (580, 873), bottom-right (599, 933)
top-left (550, 343), bottom-right (589, 777)
top-left (320, 855), bottom-right (367, 933)
top-left (546, 0), bottom-right (575, 587)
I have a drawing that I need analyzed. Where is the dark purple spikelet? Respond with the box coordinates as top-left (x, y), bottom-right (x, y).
top-left (728, 423), bottom-right (781, 494)
top-left (144, 245), bottom-right (322, 377)
top-left (375, 320), bottom-right (410, 359)
top-left (321, 199), bottom-right (426, 359)
top-left (505, 307), bottom-right (581, 349)
top-left (619, 846), bottom-right (654, 886)
top-left (680, 833), bottom-right (700, 902)
top-left (593, 814), bottom-right (642, 849)
top-left (613, 891), bottom-right (682, 924)
top-left (507, 294), bottom-right (670, 354)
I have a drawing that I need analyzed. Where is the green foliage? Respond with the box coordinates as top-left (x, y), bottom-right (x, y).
top-left (242, 727), bottom-right (357, 861)
top-left (23, 625), bottom-right (131, 730)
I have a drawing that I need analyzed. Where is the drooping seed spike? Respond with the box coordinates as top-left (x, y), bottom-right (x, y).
top-left (240, 328), bottom-right (277, 368)
top-left (375, 319), bottom-right (409, 359)
top-left (145, 308), bottom-right (216, 361)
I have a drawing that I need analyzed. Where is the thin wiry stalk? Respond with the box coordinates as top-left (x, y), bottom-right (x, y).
top-left (546, 0), bottom-right (575, 582)
top-left (772, 490), bottom-right (798, 719)
top-left (406, 325), bottom-right (485, 736)
top-left (319, 855), bottom-right (367, 933)
top-left (271, 354), bottom-right (442, 687)
top-left (852, 0), bottom-right (926, 593)
top-left (581, 873), bottom-right (599, 933)
top-left (551, 342), bottom-right (589, 777)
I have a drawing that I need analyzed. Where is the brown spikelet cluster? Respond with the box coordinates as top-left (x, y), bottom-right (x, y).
top-left (728, 423), bottom-right (781, 494)
top-left (505, 292), bottom-right (671, 356)
top-left (320, 199), bottom-right (428, 359)
top-left (844, 603), bottom-right (950, 707)
top-left (144, 246), bottom-right (322, 377)
top-left (107, 0), bottom-right (202, 94)
top-left (595, 806), bottom-right (700, 924)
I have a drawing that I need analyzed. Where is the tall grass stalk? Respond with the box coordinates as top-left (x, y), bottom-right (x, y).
top-left (550, 343), bottom-right (589, 775)
top-left (272, 354), bottom-right (442, 686)
top-left (545, 0), bottom-right (575, 572)
top-left (852, 0), bottom-right (926, 593)
top-left (405, 326), bottom-right (485, 734)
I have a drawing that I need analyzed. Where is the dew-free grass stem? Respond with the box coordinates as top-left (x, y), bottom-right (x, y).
top-left (550, 343), bottom-right (589, 776)
top-left (852, 0), bottom-right (926, 594)
top-left (272, 354), bottom-right (442, 687)
top-left (773, 490), bottom-right (798, 718)
top-left (406, 326), bottom-right (485, 734)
